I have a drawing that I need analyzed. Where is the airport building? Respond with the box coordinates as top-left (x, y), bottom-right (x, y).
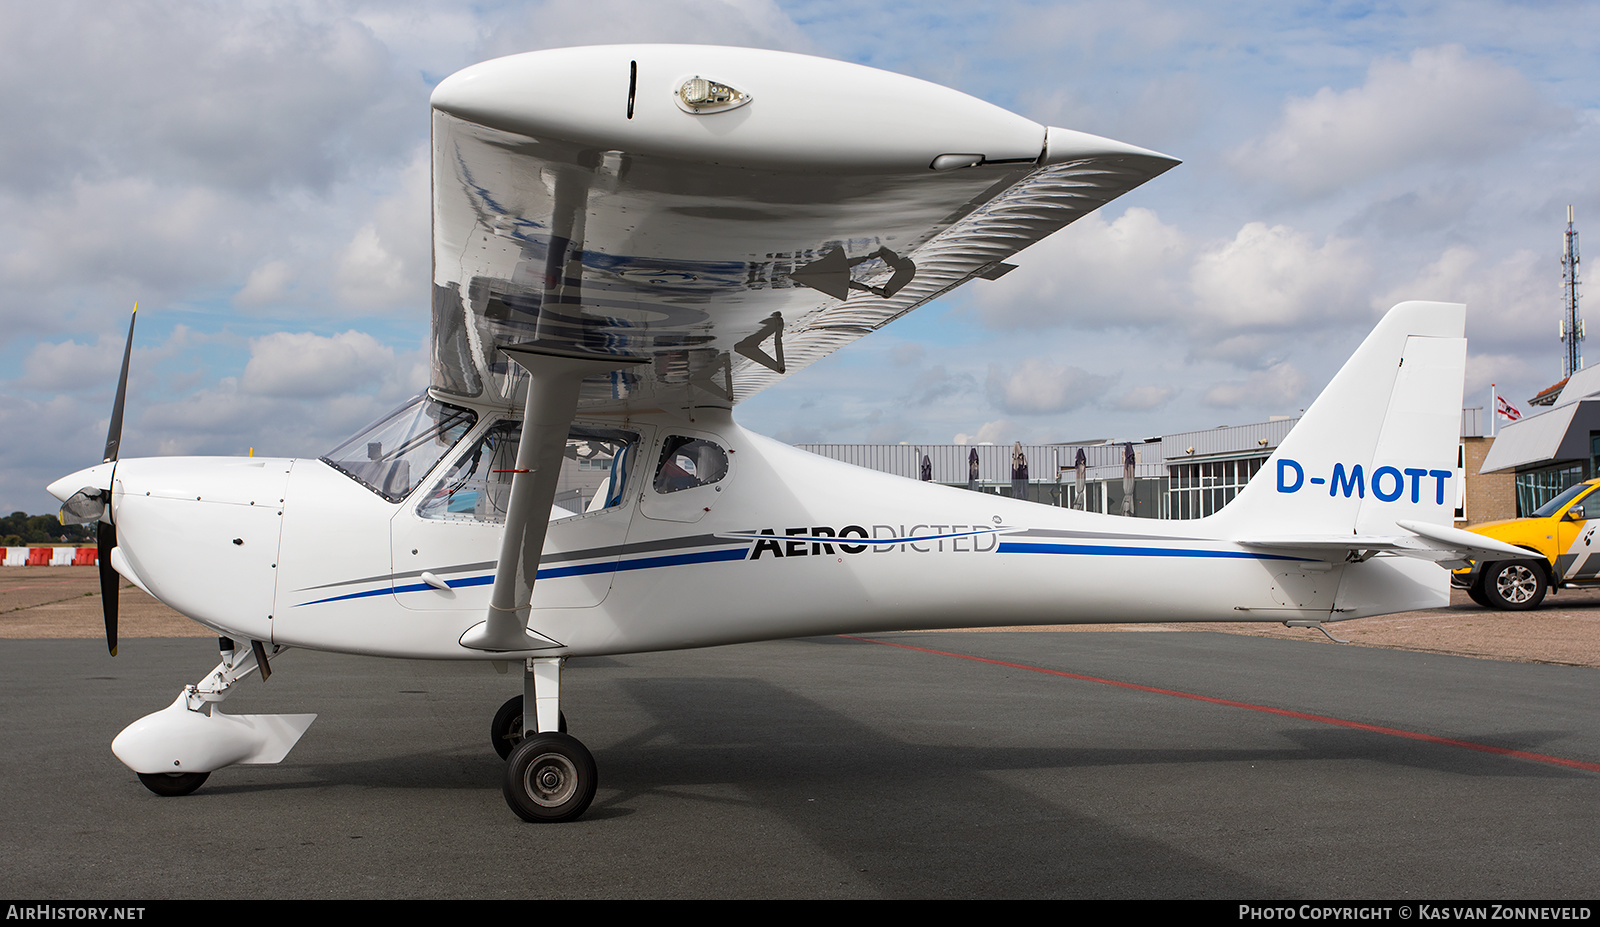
top-left (800, 407), bottom-right (1514, 525)
top-left (1481, 364), bottom-right (1600, 515)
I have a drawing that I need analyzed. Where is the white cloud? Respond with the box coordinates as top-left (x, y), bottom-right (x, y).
top-left (240, 331), bottom-right (397, 398)
top-left (904, 364), bottom-right (978, 407)
top-left (953, 420), bottom-right (1013, 446)
top-left (0, 5), bottom-right (414, 196)
top-left (975, 207), bottom-right (1190, 330)
top-left (1231, 46), bottom-right (1566, 197)
top-left (1379, 245), bottom-right (1548, 350)
top-left (1112, 385), bottom-right (1175, 412)
top-left (0, 177), bottom-right (231, 298)
top-left (891, 342), bottom-right (925, 366)
top-left (20, 338), bottom-right (124, 393)
top-left (1203, 362), bottom-right (1307, 409)
top-left (236, 261), bottom-right (294, 308)
top-left (1189, 222), bottom-right (1371, 336)
top-left (1377, 245), bottom-right (1560, 398)
top-left (335, 225), bottom-right (407, 309)
top-left (339, 145), bottom-right (432, 310)
top-left (480, 0), bottom-right (812, 58)
top-left (976, 209), bottom-right (1372, 366)
top-left (986, 358), bottom-right (1111, 415)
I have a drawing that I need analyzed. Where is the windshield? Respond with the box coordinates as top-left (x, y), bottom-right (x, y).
top-left (321, 395), bottom-right (477, 502)
top-left (1531, 482), bottom-right (1596, 519)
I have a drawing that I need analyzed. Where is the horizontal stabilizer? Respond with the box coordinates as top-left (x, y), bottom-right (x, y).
top-left (1240, 520), bottom-right (1528, 568)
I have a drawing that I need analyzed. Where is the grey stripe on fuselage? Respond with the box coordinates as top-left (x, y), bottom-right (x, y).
top-left (1006, 527), bottom-right (1209, 543)
top-left (292, 533), bottom-right (737, 592)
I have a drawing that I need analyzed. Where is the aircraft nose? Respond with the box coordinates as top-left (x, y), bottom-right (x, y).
top-left (48, 462), bottom-right (115, 503)
top-left (108, 456), bottom-right (295, 642)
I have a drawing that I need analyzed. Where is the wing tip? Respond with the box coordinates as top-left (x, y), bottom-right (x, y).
top-left (1042, 126), bottom-right (1181, 169)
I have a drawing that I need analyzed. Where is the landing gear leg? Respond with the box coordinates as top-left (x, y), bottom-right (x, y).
top-left (502, 656), bottom-right (595, 822)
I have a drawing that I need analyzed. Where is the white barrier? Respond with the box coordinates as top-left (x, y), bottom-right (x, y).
top-left (1, 546), bottom-right (97, 566)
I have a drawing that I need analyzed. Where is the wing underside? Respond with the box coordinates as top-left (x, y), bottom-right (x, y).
top-left (428, 46), bottom-right (1180, 413)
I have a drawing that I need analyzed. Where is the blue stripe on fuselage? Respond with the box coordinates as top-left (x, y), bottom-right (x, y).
top-left (997, 541), bottom-right (1305, 561)
top-left (295, 546), bottom-right (750, 607)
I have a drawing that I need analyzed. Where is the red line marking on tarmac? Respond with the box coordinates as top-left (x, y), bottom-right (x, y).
top-left (841, 635), bottom-right (1600, 774)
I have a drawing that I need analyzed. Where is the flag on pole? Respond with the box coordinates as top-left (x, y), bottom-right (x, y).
top-left (1497, 395), bottom-right (1522, 421)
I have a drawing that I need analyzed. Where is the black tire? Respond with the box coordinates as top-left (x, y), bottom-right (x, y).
top-left (1480, 560), bottom-right (1548, 611)
top-left (1465, 576), bottom-right (1492, 609)
top-left (503, 733), bottom-right (597, 823)
top-left (491, 696), bottom-right (565, 760)
top-left (136, 771), bottom-right (209, 797)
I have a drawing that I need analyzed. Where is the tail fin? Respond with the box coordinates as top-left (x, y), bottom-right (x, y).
top-left (1210, 301), bottom-right (1466, 537)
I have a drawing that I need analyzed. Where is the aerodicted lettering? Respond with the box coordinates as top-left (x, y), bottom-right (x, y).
top-left (784, 527), bottom-right (810, 557)
top-left (809, 526), bottom-right (836, 555)
top-left (749, 528), bottom-right (783, 560)
top-left (838, 525), bottom-right (868, 554)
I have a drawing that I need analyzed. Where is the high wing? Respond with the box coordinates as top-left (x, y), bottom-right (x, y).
top-left (428, 45), bottom-right (1179, 412)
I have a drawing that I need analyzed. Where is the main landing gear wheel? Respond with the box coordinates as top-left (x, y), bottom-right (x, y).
top-left (503, 733), bottom-right (597, 823)
top-left (136, 771), bottom-right (209, 797)
top-left (1481, 560), bottom-right (1548, 611)
top-left (490, 695), bottom-right (567, 760)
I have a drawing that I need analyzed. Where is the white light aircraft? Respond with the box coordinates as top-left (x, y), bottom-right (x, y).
top-left (48, 45), bottom-right (1528, 822)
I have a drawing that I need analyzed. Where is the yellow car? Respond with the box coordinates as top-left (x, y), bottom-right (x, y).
top-left (1457, 479), bottom-right (1600, 610)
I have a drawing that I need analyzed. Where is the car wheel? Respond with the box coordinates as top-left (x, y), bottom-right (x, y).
top-left (1480, 560), bottom-right (1548, 611)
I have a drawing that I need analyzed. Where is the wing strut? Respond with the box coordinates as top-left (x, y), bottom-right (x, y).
top-left (459, 345), bottom-right (645, 652)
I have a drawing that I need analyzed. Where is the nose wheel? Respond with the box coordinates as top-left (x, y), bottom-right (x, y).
top-left (136, 771), bottom-right (210, 797)
top-left (503, 733), bottom-right (597, 822)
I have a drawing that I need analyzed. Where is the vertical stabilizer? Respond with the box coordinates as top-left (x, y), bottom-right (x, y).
top-left (1208, 301), bottom-right (1467, 537)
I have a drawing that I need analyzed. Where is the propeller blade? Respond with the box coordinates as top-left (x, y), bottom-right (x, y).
top-left (97, 521), bottom-right (118, 657)
top-left (103, 302), bottom-right (137, 464)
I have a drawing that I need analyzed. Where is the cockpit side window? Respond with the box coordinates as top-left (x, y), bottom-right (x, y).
top-left (416, 422), bottom-right (641, 523)
top-left (653, 436), bottom-right (729, 494)
top-left (321, 395), bottom-right (476, 502)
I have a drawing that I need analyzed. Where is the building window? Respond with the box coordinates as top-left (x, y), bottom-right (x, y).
top-left (1166, 457), bottom-right (1265, 519)
top-left (1515, 464), bottom-right (1587, 517)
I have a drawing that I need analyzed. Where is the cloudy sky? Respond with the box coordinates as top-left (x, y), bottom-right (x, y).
top-left (4, 0), bottom-right (1598, 513)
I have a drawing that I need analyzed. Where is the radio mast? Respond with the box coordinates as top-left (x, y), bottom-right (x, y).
top-left (1562, 206), bottom-right (1583, 378)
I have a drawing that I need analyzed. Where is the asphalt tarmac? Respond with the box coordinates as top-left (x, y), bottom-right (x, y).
top-left (2, 631), bottom-right (1596, 899)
